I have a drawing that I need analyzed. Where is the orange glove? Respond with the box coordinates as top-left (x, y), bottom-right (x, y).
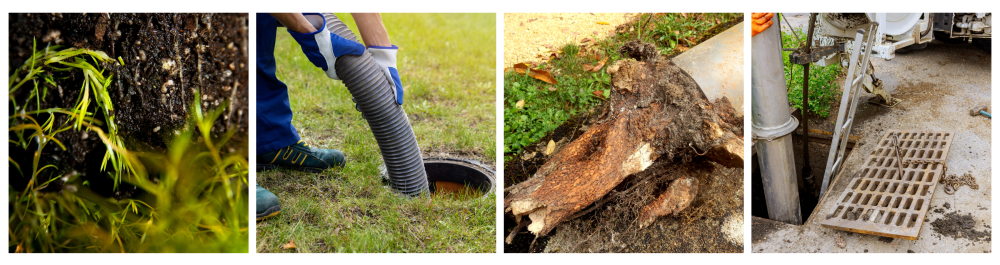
top-left (752, 13), bottom-right (774, 37)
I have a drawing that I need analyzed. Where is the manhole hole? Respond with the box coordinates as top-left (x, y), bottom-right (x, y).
top-left (382, 157), bottom-right (495, 198)
top-left (820, 130), bottom-right (955, 240)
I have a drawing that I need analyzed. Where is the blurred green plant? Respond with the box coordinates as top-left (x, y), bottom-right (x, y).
top-left (781, 25), bottom-right (843, 118)
top-left (9, 41), bottom-right (248, 253)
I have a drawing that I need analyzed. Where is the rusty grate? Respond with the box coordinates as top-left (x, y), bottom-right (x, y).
top-left (820, 130), bottom-right (955, 240)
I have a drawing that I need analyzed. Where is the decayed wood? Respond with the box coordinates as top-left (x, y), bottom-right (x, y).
top-left (504, 42), bottom-right (744, 236)
top-left (638, 176), bottom-right (698, 228)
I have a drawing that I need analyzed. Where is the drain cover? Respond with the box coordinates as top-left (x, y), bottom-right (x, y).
top-left (820, 130), bottom-right (955, 240)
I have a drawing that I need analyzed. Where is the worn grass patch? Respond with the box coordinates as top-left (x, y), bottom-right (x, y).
top-left (255, 13), bottom-right (495, 253)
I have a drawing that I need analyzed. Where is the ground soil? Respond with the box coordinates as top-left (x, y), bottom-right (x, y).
top-left (930, 211), bottom-right (992, 242)
top-left (504, 13), bottom-right (635, 67)
top-left (8, 13), bottom-right (248, 198)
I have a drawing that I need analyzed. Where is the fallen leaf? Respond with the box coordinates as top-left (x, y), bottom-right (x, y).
top-left (681, 13), bottom-right (688, 18)
top-left (283, 240), bottom-right (298, 250)
top-left (592, 90), bottom-right (604, 98)
top-left (591, 58), bottom-right (608, 72)
top-left (676, 46), bottom-right (690, 52)
top-left (597, 21), bottom-right (610, 25)
top-left (581, 64), bottom-right (594, 72)
top-left (510, 63), bottom-right (559, 84)
top-left (547, 86), bottom-right (557, 91)
top-left (580, 37), bottom-right (594, 43)
top-left (544, 140), bottom-right (556, 155)
top-left (515, 99), bottom-right (525, 109)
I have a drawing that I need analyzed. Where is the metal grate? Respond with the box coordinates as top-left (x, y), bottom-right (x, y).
top-left (820, 130), bottom-right (955, 240)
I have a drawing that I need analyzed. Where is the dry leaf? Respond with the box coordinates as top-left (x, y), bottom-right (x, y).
top-left (544, 140), bottom-right (556, 155)
top-left (283, 240), bottom-right (298, 250)
top-left (581, 64), bottom-right (595, 72)
top-left (591, 58), bottom-right (608, 72)
top-left (676, 46), bottom-right (690, 52)
top-left (581, 37), bottom-right (594, 43)
top-left (515, 99), bottom-right (525, 109)
top-left (597, 21), bottom-right (610, 25)
top-left (511, 63), bottom-right (559, 84)
top-left (592, 90), bottom-right (604, 98)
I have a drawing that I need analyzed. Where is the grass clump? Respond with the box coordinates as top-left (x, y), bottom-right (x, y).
top-left (9, 42), bottom-right (248, 253)
top-left (256, 13), bottom-right (495, 253)
top-left (781, 23), bottom-right (843, 118)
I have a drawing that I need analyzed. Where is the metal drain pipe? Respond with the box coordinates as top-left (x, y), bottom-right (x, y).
top-left (324, 14), bottom-right (429, 197)
top-left (751, 14), bottom-right (802, 225)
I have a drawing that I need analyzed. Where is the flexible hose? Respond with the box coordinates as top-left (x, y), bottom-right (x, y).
top-left (324, 14), bottom-right (428, 197)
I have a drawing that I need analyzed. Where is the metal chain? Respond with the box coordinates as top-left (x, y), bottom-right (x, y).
top-left (940, 173), bottom-right (979, 195)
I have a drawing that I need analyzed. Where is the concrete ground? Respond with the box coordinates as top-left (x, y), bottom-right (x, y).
top-left (753, 13), bottom-right (991, 253)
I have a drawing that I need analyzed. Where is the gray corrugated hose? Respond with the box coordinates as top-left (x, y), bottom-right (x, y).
top-left (324, 13), bottom-right (428, 197)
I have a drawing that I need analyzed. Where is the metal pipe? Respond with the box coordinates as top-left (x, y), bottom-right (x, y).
top-left (800, 13), bottom-right (817, 198)
top-left (752, 14), bottom-right (802, 225)
top-left (673, 22), bottom-right (745, 116)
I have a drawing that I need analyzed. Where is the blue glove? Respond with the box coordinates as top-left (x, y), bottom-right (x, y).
top-left (368, 45), bottom-right (404, 105)
top-left (288, 13), bottom-right (365, 80)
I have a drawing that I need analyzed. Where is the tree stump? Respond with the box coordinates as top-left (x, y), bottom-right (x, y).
top-left (504, 41), bottom-right (743, 237)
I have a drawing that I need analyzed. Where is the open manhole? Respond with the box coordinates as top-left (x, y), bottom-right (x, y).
top-left (382, 157), bottom-right (495, 198)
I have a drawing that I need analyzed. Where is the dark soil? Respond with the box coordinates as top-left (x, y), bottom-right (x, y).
top-left (930, 211), bottom-right (991, 242)
top-left (9, 13), bottom-right (248, 198)
top-left (618, 41), bottom-right (659, 61)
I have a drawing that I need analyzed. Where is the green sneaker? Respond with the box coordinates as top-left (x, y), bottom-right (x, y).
top-left (257, 140), bottom-right (346, 173)
top-left (256, 185), bottom-right (281, 221)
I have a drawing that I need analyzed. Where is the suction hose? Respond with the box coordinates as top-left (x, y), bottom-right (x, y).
top-left (323, 13), bottom-right (429, 197)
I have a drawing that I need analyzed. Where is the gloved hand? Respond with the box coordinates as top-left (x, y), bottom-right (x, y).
top-left (752, 13), bottom-right (774, 37)
top-left (368, 45), bottom-right (404, 105)
top-left (288, 13), bottom-right (366, 80)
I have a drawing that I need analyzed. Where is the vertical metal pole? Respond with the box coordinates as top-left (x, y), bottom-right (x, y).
top-left (800, 13), bottom-right (818, 198)
top-left (752, 14), bottom-right (802, 225)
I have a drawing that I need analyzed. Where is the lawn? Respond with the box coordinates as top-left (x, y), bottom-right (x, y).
top-left (255, 13), bottom-right (496, 253)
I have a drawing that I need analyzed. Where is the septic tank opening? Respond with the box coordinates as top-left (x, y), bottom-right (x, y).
top-left (383, 157), bottom-right (495, 198)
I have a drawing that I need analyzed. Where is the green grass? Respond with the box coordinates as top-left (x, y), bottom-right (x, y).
top-left (503, 13), bottom-right (741, 158)
top-left (781, 22), bottom-right (843, 118)
top-left (255, 13), bottom-right (495, 253)
top-left (9, 43), bottom-right (249, 253)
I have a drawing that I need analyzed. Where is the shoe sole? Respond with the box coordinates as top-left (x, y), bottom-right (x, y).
top-left (256, 205), bottom-right (282, 222)
top-left (257, 164), bottom-right (325, 173)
